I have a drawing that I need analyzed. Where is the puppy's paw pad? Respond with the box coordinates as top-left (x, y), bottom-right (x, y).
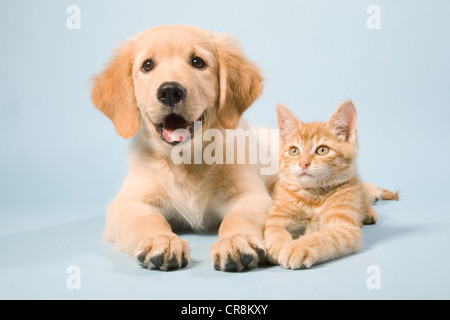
top-left (134, 233), bottom-right (190, 271)
top-left (149, 253), bottom-right (165, 269)
top-left (211, 235), bottom-right (265, 272)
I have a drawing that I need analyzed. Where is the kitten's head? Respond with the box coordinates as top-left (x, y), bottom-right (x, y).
top-left (277, 100), bottom-right (358, 189)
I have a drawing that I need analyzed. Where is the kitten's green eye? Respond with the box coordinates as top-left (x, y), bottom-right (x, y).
top-left (316, 146), bottom-right (330, 155)
top-left (289, 147), bottom-right (300, 156)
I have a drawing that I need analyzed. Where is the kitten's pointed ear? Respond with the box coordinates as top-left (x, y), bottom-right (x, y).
top-left (327, 99), bottom-right (358, 143)
top-left (277, 103), bottom-right (301, 140)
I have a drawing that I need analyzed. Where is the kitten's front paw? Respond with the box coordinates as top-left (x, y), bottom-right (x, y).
top-left (278, 240), bottom-right (316, 269)
top-left (211, 235), bottom-right (265, 272)
top-left (363, 182), bottom-right (383, 204)
top-left (362, 206), bottom-right (379, 225)
top-left (134, 233), bottom-right (190, 271)
top-left (264, 235), bottom-right (286, 265)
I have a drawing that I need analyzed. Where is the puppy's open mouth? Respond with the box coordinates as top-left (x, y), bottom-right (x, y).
top-left (153, 113), bottom-right (205, 145)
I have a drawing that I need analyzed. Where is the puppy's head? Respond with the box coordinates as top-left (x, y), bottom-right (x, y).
top-left (91, 25), bottom-right (263, 147)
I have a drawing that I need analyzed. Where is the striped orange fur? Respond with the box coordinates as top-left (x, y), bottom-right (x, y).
top-left (264, 100), bottom-right (397, 269)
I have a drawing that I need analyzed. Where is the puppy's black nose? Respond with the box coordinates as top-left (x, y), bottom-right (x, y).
top-left (157, 82), bottom-right (186, 107)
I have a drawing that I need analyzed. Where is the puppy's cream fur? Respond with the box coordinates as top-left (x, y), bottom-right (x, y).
top-left (92, 25), bottom-right (271, 271)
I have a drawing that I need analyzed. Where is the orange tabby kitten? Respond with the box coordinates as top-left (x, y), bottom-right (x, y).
top-left (264, 100), bottom-right (398, 269)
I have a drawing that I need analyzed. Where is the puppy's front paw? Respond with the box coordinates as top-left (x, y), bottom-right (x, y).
top-left (134, 233), bottom-right (190, 271)
top-left (211, 235), bottom-right (265, 272)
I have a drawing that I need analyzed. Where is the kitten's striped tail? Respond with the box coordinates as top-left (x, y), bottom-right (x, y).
top-left (363, 182), bottom-right (399, 203)
top-left (381, 188), bottom-right (400, 201)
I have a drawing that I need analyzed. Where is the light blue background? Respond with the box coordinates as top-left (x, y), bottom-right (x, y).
top-left (1, 0), bottom-right (449, 299)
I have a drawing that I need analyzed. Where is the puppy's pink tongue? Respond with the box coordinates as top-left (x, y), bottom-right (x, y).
top-left (163, 126), bottom-right (190, 143)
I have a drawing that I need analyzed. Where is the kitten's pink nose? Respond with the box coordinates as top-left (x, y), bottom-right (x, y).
top-left (299, 161), bottom-right (311, 169)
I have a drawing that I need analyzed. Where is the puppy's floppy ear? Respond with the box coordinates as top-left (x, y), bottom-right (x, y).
top-left (214, 34), bottom-right (264, 129)
top-left (91, 40), bottom-right (140, 139)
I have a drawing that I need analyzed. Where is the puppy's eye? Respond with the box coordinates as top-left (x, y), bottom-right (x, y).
top-left (192, 57), bottom-right (206, 69)
top-left (316, 146), bottom-right (330, 155)
top-left (289, 147), bottom-right (300, 157)
top-left (141, 59), bottom-right (154, 72)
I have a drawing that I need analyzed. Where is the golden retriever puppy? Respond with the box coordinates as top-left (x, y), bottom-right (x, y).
top-left (91, 25), bottom-right (271, 271)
